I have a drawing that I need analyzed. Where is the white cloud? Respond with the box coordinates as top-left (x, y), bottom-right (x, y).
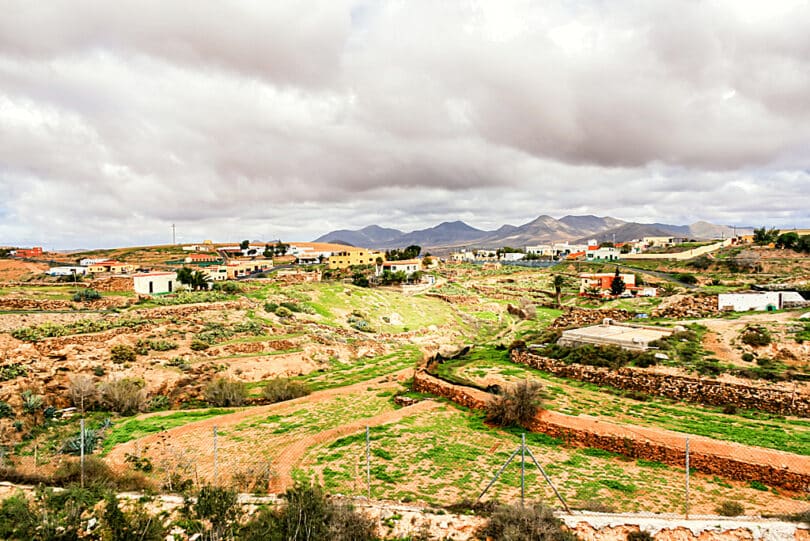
top-left (1, 0), bottom-right (809, 248)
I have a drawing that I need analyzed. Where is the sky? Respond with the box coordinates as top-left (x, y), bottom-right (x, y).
top-left (1, 0), bottom-right (809, 249)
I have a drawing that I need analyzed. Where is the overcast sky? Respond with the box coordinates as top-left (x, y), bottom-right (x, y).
top-left (1, 1), bottom-right (809, 249)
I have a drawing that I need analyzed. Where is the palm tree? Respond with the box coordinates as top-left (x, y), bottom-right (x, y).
top-left (553, 275), bottom-right (565, 307)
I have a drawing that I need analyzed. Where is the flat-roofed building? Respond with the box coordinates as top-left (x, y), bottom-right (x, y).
top-left (558, 319), bottom-right (674, 351)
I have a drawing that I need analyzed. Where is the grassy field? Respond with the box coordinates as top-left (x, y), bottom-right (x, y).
top-left (296, 403), bottom-right (801, 514)
top-left (442, 347), bottom-right (810, 456)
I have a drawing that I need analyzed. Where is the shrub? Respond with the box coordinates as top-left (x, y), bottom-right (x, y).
top-left (676, 273), bottom-right (698, 285)
top-left (721, 404), bottom-right (737, 415)
top-left (190, 339), bottom-right (210, 351)
top-left (716, 500), bottom-right (745, 516)
top-left (264, 302), bottom-right (279, 312)
top-left (241, 483), bottom-right (330, 541)
top-left (0, 401), bottom-right (13, 419)
top-left (21, 390), bottom-right (43, 415)
top-left (275, 306), bottom-right (293, 318)
top-left (741, 328), bottom-right (771, 347)
top-left (628, 531), bottom-right (653, 541)
top-left (205, 377), bottom-right (247, 407)
top-left (99, 378), bottom-right (147, 415)
top-left (329, 503), bottom-right (377, 541)
top-left (0, 493), bottom-right (38, 539)
top-left (101, 495), bottom-right (166, 541)
top-left (0, 363), bottom-right (27, 381)
top-left (68, 374), bottom-right (97, 411)
top-left (262, 378), bottom-right (311, 403)
top-left (72, 288), bottom-right (101, 302)
top-left (187, 486), bottom-right (241, 541)
top-left (477, 502), bottom-right (575, 541)
top-left (60, 428), bottom-right (99, 455)
top-left (110, 344), bottom-right (136, 364)
top-left (486, 379), bottom-right (544, 428)
top-left (741, 352), bottom-right (755, 362)
top-left (147, 339), bottom-right (177, 351)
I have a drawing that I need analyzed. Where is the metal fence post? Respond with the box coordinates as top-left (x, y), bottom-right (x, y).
top-left (521, 433), bottom-right (525, 507)
top-left (685, 437), bottom-right (690, 519)
top-left (80, 418), bottom-right (85, 488)
top-left (366, 426), bottom-right (371, 499)
top-left (213, 426), bottom-right (218, 486)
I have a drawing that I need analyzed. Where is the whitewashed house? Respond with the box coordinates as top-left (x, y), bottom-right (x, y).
top-left (133, 272), bottom-right (178, 295)
top-left (718, 291), bottom-right (806, 312)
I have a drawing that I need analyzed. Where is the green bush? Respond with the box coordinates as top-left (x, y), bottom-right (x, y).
top-left (262, 378), bottom-right (310, 403)
top-left (0, 363), bottom-right (27, 381)
top-left (741, 352), bottom-right (755, 362)
top-left (716, 500), bottom-right (745, 516)
top-left (184, 485), bottom-right (241, 541)
top-left (110, 344), bottom-right (136, 364)
top-left (275, 306), bottom-right (293, 318)
top-left (264, 302), bottom-right (279, 312)
top-left (205, 377), bottom-right (247, 407)
top-left (0, 493), bottom-right (38, 539)
top-left (0, 401), bottom-right (13, 418)
top-left (676, 273), bottom-right (698, 284)
top-left (147, 339), bottom-right (177, 351)
top-left (486, 380), bottom-right (544, 428)
top-left (60, 428), bottom-right (99, 455)
top-left (101, 495), bottom-right (166, 541)
top-left (190, 339), bottom-right (210, 351)
top-left (72, 288), bottom-right (102, 302)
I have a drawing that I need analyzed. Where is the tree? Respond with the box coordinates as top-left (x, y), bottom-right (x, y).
top-left (240, 239), bottom-right (250, 250)
top-left (263, 244), bottom-right (273, 258)
top-left (553, 275), bottom-right (564, 307)
top-left (776, 232), bottom-right (799, 250)
top-left (610, 267), bottom-right (626, 296)
top-left (753, 227), bottom-right (780, 245)
top-left (486, 380), bottom-right (544, 428)
top-left (176, 267), bottom-right (193, 287)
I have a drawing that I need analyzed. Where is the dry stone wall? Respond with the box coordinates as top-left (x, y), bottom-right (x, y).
top-left (512, 350), bottom-right (810, 417)
top-left (412, 370), bottom-right (810, 492)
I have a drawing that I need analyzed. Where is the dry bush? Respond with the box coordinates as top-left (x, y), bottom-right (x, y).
top-left (205, 377), bottom-right (247, 407)
top-left (477, 502), bottom-right (576, 541)
top-left (486, 379), bottom-right (544, 428)
top-left (329, 503), bottom-right (377, 541)
top-left (715, 500), bottom-right (745, 517)
top-left (261, 378), bottom-right (310, 403)
top-left (68, 374), bottom-right (97, 412)
top-left (99, 377), bottom-right (147, 416)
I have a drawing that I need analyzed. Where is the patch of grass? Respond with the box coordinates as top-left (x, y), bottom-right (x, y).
top-left (101, 409), bottom-right (235, 454)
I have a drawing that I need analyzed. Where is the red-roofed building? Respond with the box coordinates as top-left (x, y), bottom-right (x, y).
top-left (184, 253), bottom-right (221, 264)
top-left (13, 247), bottom-right (43, 258)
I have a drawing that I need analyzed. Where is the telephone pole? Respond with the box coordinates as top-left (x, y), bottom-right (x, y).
top-left (172, 224), bottom-right (176, 245)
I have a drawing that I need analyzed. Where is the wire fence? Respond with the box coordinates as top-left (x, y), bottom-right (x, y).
top-left (58, 420), bottom-right (808, 519)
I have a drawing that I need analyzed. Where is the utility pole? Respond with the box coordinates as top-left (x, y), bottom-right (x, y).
top-left (172, 224), bottom-right (176, 245)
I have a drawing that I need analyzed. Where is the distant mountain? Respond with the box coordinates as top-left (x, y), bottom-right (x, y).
top-left (315, 225), bottom-right (403, 247)
top-left (558, 215), bottom-right (626, 236)
top-left (689, 221), bottom-right (752, 239)
top-left (314, 215), bottom-right (746, 252)
top-left (393, 221), bottom-right (486, 247)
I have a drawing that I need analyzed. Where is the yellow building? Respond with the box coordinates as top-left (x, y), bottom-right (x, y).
top-left (87, 260), bottom-right (137, 274)
top-left (327, 248), bottom-right (385, 269)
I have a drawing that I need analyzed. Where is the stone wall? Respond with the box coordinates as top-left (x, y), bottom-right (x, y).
top-left (511, 350), bottom-right (810, 417)
top-left (412, 370), bottom-right (810, 492)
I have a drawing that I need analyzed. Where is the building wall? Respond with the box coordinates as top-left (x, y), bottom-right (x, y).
top-left (133, 273), bottom-right (177, 295)
top-left (328, 249), bottom-right (385, 269)
top-left (718, 291), bottom-right (804, 311)
top-left (46, 266), bottom-right (88, 276)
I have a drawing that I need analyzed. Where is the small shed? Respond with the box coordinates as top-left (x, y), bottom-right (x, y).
top-left (133, 272), bottom-right (177, 295)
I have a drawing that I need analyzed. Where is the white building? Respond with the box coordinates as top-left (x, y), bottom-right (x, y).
top-left (79, 258), bottom-right (108, 267)
top-left (46, 266), bottom-right (88, 277)
top-left (377, 259), bottom-right (420, 276)
top-left (718, 291), bottom-right (806, 312)
top-left (586, 247), bottom-right (620, 261)
top-left (526, 245), bottom-right (553, 257)
top-left (500, 252), bottom-right (526, 262)
top-left (133, 272), bottom-right (178, 295)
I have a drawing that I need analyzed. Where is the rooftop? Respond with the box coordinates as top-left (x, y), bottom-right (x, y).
top-left (558, 320), bottom-right (673, 351)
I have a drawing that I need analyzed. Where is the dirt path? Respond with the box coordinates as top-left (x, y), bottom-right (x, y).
top-left (269, 399), bottom-right (440, 492)
top-left (105, 369), bottom-right (413, 471)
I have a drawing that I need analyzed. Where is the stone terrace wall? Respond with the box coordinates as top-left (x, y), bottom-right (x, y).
top-left (512, 350), bottom-right (810, 417)
top-left (412, 370), bottom-right (810, 492)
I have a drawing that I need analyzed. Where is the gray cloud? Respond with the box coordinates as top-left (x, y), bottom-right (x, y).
top-left (1, 0), bottom-right (809, 249)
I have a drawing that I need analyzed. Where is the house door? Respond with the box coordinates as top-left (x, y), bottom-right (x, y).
top-left (168, 281), bottom-right (173, 293)
top-left (149, 281), bottom-right (153, 293)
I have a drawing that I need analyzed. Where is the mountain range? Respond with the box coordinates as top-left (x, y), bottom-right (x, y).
top-left (314, 216), bottom-right (750, 252)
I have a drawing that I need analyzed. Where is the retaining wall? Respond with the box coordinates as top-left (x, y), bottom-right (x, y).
top-left (511, 350), bottom-right (810, 417)
top-left (412, 370), bottom-right (810, 492)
